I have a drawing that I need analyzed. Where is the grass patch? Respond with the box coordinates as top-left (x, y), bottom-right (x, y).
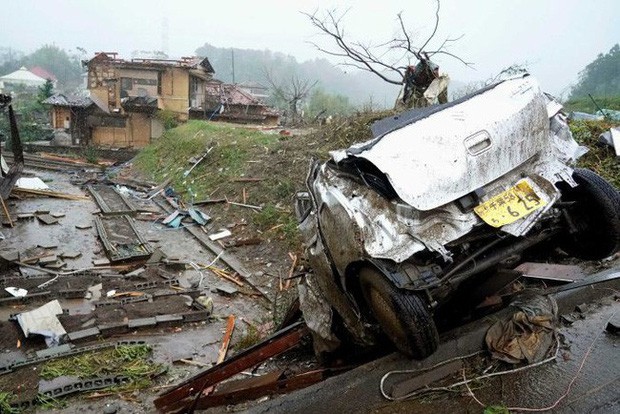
top-left (233, 324), bottom-right (262, 351)
top-left (41, 345), bottom-right (163, 393)
top-left (83, 146), bottom-right (99, 164)
top-left (0, 392), bottom-right (18, 414)
top-left (134, 120), bottom-right (279, 202)
top-left (36, 394), bottom-right (66, 410)
top-left (570, 119), bottom-right (620, 188)
top-left (563, 96), bottom-right (620, 114)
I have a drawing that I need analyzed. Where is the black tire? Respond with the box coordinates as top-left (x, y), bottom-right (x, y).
top-left (559, 168), bottom-right (620, 260)
top-left (359, 267), bottom-right (439, 359)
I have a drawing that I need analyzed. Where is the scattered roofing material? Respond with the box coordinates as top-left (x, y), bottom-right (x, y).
top-left (95, 215), bottom-right (153, 262)
top-left (88, 185), bottom-right (137, 216)
top-left (16, 299), bottom-right (66, 347)
top-left (15, 177), bottom-right (50, 191)
top-left (209, 229), bottom-right (232, 241)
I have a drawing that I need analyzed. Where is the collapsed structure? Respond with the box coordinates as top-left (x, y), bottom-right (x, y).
top-left (44, 52), bottom-right (279, 149)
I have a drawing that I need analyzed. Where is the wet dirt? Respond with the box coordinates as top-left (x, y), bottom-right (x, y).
top-left (372, 298), bottom-right (620, 414)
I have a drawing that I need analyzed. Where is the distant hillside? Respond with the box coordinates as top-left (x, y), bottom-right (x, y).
top-left (569, 44), bottom-right (620, 99)
top-left (195, 43), bottom-right (400, 108)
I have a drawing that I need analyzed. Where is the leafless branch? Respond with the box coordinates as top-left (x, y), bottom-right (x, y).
top-left (418, 0), bottom-right (441, 53)
top-left (304, 1), bottom-right (473, 88)
top-left (263, 67), bottom-right (317, 120)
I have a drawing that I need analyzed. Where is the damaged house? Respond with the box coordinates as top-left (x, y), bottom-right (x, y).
top-left (43, 94), bottom-right (94, 146)
top-left (45, 52), bottom-right (216, 149)
top-left (204, 80), bottom-right (279, 126)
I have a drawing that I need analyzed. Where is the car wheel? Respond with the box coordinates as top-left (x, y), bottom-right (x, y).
top-left (559, 168), bottom-right (620, 260)
top-left (359, 267), bottom-right (438, 359)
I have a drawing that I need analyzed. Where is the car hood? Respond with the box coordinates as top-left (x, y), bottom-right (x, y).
top-left (332, 76), bottom-right (550, 211)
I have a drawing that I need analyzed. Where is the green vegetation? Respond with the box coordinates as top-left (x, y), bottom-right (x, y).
top-left (569, 119), bottom-right (620, 188)
top-left (233, 323), bottom-right (262, 351)
top-left (0, 88), bottom-right (51, 147)
top-left (134, 120), bottom-right (308, 241)
top-left (307, 87), bottom-right (353, 119)
top-left (36, 394), bottom-right (66, 410)
top-left (483, 406), bottom-right (509, 414)
top-left (156, 109), bottom-right (180, 130)
top-left (84, 146), bottom-right (99, 164)
top-left (37, 79), bottom-right (54, 104)
top-left (194, 43), bottom-right (399, 109)
top-left (41, 345), bottom-right (163, 394)
top-left (569, 44), bottom-right (620, 99)
top-left (0, 44), bottom-right (83, 86)
top-left (134, 112), bottom-right (393, 247)
top-left (135, 120), bottom-right (277, 199)
top-left (563, 96), bottom-right (620, 114)
top-left (0, 392), bottom-right (18, 414)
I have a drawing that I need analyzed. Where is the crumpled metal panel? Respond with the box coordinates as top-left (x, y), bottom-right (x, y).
top-left (297, 198), bottom-right (375, 348)
top-left (297, 275), bottom-right (341, 354)
top-left (333, 76), bottom-right (550, 211)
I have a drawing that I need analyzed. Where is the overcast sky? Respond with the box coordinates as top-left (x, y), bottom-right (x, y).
top-left (2, 0), bottom-right (618, 97)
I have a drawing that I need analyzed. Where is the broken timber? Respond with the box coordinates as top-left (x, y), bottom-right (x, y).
top-left (153, 321), bottom-right (309, 413)
top-left (193, 367), bottom-right (349, 410)
top-left (154, 197), bottom-right (271, 301)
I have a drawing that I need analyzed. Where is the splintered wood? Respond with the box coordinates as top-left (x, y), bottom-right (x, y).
top-left (13, 188), bottom-right (89, 201)
top-left (217, 315), bottom-right (236, 364)
top-left (206, 265), bottom-right (244, 287)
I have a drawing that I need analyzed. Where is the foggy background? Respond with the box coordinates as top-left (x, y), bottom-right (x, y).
top-left (2, 0), bottom-right (618, 101)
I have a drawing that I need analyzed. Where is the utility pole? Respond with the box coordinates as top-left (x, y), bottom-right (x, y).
top-left (231, 49), bottom-right (235, 84)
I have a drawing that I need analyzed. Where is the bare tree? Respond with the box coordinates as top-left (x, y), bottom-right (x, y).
top-left (303, 1), bottom-right (472, 86)
top-left (263, 69), bottom-right (318, 124)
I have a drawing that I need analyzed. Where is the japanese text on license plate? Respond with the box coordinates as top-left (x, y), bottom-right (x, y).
top-left (474, 180), bottom-right (547, 228)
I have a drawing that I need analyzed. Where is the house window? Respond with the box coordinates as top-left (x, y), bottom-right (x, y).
top-left (121, 77), bottom-right (133, 91)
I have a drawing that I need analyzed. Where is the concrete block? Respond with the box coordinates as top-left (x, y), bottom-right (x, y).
top-left (68, 328), bottom-right (101, 342)
top-left (127, 317), bottom-right (157, 328)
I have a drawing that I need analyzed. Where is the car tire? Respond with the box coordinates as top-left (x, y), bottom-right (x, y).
top-left (359, 267), bottom-right (438, 359)
top-left (559, 168), bottom-right (620, 260)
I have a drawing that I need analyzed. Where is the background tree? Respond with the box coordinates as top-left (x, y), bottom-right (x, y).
top-left (569, 44), bottom-right (620, 99)
top-left (37, 79), bottom-right (54, 104)
top-left (263, 69), bottom-right (317, 124)
top-left (306, 87), bottom-right (352, 120)
top-left (195, 42), bottom-right (399, 108)
top-left (303, 0), bottom-right (472, 87)
top-left (0, 44), bottom-right (82, 88)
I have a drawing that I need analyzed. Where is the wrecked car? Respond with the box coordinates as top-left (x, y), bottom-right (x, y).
top-left (295, 75), bottom-right (620, 359)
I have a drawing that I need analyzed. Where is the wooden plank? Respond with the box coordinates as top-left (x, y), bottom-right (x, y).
top-left (217, 315), bottom-right (236, 364)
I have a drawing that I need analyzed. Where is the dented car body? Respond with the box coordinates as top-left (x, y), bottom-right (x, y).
top-left (296, 75), bottom-right (620, 358)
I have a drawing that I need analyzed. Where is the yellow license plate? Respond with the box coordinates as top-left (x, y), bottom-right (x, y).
top-left (474, 180), bottom-right (547, 228)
